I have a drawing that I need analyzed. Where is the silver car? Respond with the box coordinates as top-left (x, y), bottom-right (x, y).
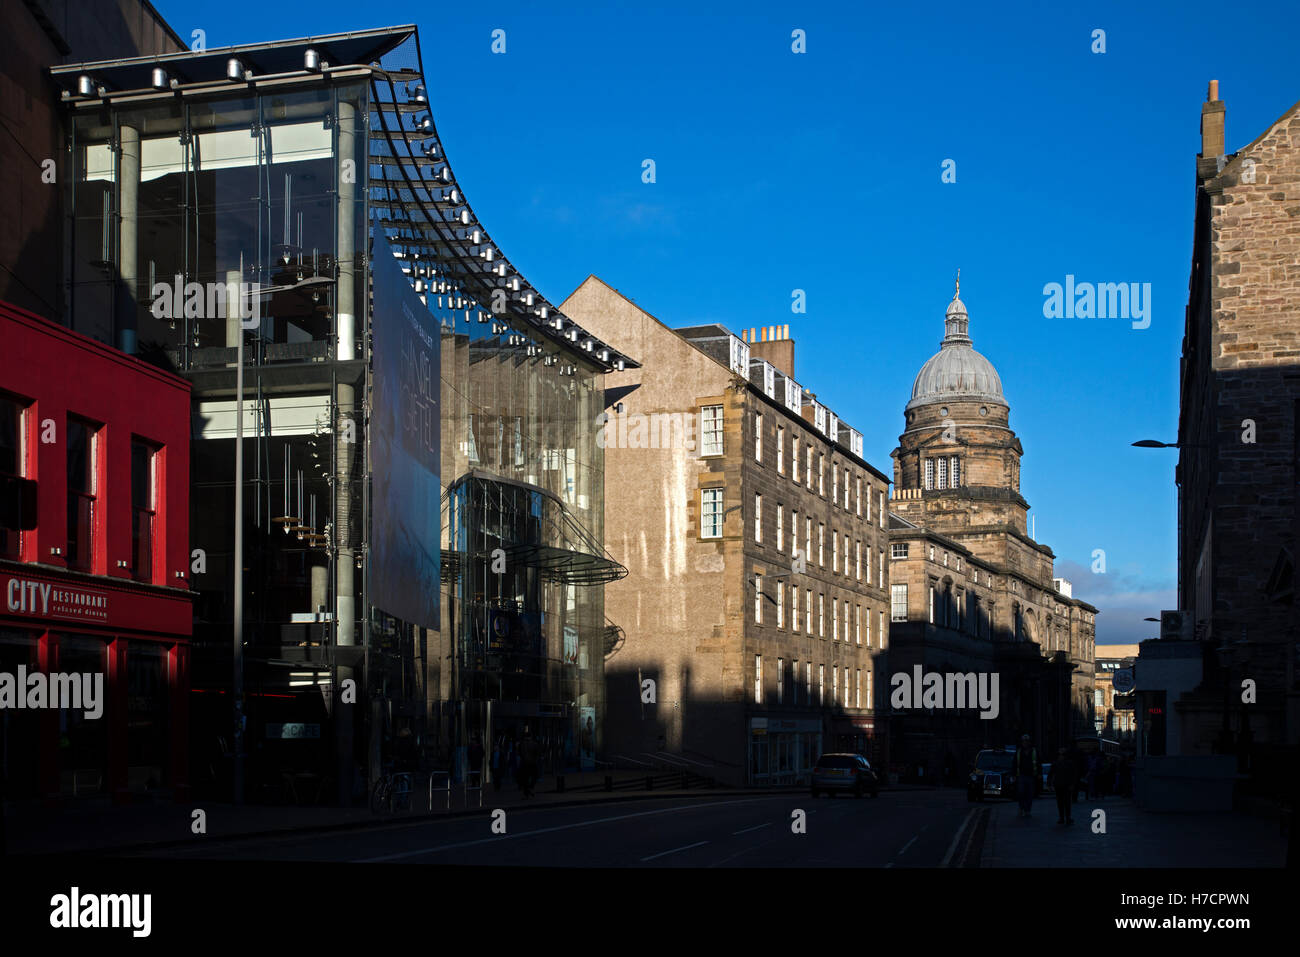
top-left (811, 753), bottom-right (879, 798)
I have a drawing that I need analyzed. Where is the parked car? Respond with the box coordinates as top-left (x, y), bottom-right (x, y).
top-left (966, 748), bottom-right (1018, 802)
top-left (811, 753), bottom-right (879, 798)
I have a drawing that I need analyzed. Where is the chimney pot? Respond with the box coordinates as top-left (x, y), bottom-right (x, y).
top-left (1199, 79), bottom-right (1226, 172)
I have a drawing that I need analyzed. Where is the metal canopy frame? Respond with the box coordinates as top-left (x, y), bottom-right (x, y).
top-left (51, 24), bottom-right (640, 374)
top-left (365, 30), bottom-right (638, 373)
top-left (442, 470), bottom-right (628, 587)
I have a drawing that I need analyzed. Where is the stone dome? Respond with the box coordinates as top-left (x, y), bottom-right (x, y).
top-left (906, 278), bottom-right (1006, 412)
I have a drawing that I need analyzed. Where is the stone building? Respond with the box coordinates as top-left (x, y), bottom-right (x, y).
top-left (886, 280), bottom-right (1097, 775)
top-left (1094, 643), bottom-right (1140, 741)
top-left (561, 276), bottom-right (892, 786)
top-left (0, 0), bottom-right (184, 324)
top-left (1162, 80), bottom-right (1300, 771)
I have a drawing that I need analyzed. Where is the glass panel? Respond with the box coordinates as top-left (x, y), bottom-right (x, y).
top-left (57, 635), bottom-right (108, 798)
top-left (70, 114), bottom-right (117, 344)
top-left (0, 630), bottom-right (40, 798)
top-left (127, 644), bottom-right (169, 794)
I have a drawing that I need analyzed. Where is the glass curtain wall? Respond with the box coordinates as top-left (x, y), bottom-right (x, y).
top-left (69, 85), bottom-right (363, 365)
top-left (68, 83), bottom-right (373, 802)
top-left (438, 306), bottom-right (607, 775)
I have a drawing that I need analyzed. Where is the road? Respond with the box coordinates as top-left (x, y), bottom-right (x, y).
top-left (135, 788), bottom-right (986, 866)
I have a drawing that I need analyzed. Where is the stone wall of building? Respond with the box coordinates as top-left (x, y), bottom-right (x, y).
top-left (562, 276), bottom-right (895, 783)
top-left (1182, 88), bottom-right (1300, 748)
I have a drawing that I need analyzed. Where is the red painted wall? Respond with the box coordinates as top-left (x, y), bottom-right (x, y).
top-left (1, 299), bottom-right (191, 595)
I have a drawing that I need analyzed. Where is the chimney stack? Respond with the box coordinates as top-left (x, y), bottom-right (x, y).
top-left (746, 325), bottom-right (796, 380)
top-left (1198, 79), bottom-right (1225, 181)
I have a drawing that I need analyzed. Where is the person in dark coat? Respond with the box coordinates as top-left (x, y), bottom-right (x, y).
top-left (518, 727), bottom-right (541, 797)
top-left (1085, 751), bottom-right (1102, 800)
top-left (1047, 747), bottom-right (1076, 824)
top-left (468, 735), bottom-right (485, 784)
top-left (1015, 734), bottom-right (1038, 818)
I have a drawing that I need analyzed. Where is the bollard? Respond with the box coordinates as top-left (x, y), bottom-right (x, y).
top-left (646, 775), bottom-right (654, 790)
top-left (556, 774), bottom-right (565, 793)
top-left (604, 775), bottom-right (613, 792)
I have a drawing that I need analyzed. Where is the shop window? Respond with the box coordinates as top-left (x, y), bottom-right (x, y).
top-left (0, 630), bottom-right (41, 798)
top-left (127, 644), bottom-right (170, 793)
top-left (57, 634), bottom-right (108, 797)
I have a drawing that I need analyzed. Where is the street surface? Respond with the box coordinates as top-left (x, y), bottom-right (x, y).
top-left (133, 788), bottom-right (985, 866)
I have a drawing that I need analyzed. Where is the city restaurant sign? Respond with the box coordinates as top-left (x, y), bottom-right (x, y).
top-left (0, 569), bottom-right (192, 637)
top-left (5, 574), bottom-right (108, 623)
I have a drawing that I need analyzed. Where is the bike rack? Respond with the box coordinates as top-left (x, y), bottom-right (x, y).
top-left (393, 772), bottom-right (413, 811)
top-left (465, 769), bottom-right (484, 808)
top-left (429, 770), bottom-right (451, 811)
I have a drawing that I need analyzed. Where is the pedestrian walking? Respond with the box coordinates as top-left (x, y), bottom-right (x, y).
top-left (519, 727), bottom-right (541, 797)
top-left (1085, 751), bottom-right (1102, 800)
top-left (1047, 747), bottom-right (1076, 824)
top-left (1015, 734), bottom-right (1038, 818)
top-left (468, 734), bottom-right (485, 786)
top-left (1117, 753), bottom-right (1133, 797)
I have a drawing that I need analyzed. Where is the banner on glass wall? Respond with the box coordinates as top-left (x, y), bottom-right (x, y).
top-left (369, 231), bottom-right (440, 630)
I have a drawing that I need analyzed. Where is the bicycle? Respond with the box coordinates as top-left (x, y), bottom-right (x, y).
top-left (370, 766), bottom-right (413, 814)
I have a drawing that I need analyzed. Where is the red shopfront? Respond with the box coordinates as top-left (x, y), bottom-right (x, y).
top-left (1, 566), bottom-right (191, 802)
top-left (1, 300), bottom-right (193, 804)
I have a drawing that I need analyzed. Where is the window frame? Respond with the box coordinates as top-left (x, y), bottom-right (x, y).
top-left (701, 487), bottom-right (724, 539)
top-left (129, 438), bottom-right (160, 583)
top-left (891, 583), bottom-right (909, 622)
top-left (66, 415), bottom-right (101, 573)
top-left (0, 394), bottom-right (31, 561)
top-left (700, 404), bottom-right (724, 457)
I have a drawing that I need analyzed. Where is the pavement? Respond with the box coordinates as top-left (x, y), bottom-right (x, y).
top-left (978, 792), bottom-right (1287, 867)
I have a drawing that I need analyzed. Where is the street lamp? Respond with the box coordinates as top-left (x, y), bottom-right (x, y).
top-left (1131, 440), bottom-right (1210, 449)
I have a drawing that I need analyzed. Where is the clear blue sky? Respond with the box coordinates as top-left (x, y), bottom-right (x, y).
top-left (161, 0), bottom-right (1300, 644)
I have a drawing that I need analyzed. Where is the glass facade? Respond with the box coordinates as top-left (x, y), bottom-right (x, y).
top-left (435, 299), bottom-right (614, 776)
top-left (58, 36), bottom-right (623, 801)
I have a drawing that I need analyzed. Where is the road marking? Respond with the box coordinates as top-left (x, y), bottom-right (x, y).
top-left (884, 862), bottom-right (895, 868)
top-left (956, 807), bottom-right (984, 867)
top-left (940, 807), bottom-right (979, 868)
top-left (732, 822), bottom-right (772, 835)
top-left (641, 840), bottom-right (709, 862)
top-left (898, 835), bottom-right (918, 856)
top-left (354, 798), bottom-right (764, 862)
